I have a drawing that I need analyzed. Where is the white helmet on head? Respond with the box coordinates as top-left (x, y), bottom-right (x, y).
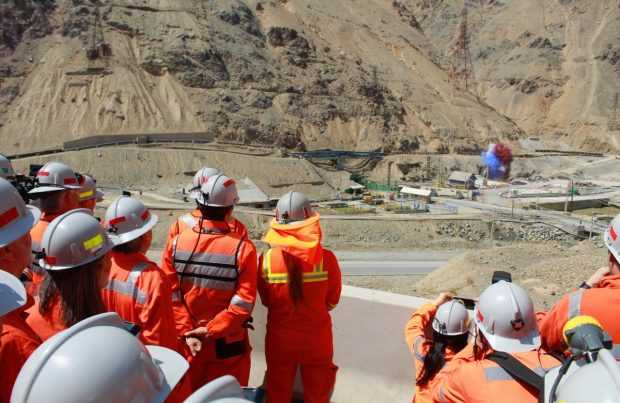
top-left (604, 214), bottom-right (620, 264)
top-left (0, 178), bottom-right (40, 247)
top-left (77, 174), bottom-right (104, 202)
top-left (0, 270), bottom-right (27, 317)
top-left (275, 191), bottom-right (314, 224)
top-left (29, 162), bottom-right (81, 195)
top-left (190, 167), bottom-right (221, 199)
top-left (196, 174), bottom-right (239, 207)
top-left (184, 375), bottom-right (252, 403)
top-left (104, 196), bottom-right (158, 246)
top-left (10, 312), bottom-right (189, 403)
top-left (39, 209), bottom-right (113, 271)
top-left (432, 300), bottom-right (470, 336)
top-left (0, 154), bottom-right (15, 179)
top-left (474, 281), bottom-right (540, 353)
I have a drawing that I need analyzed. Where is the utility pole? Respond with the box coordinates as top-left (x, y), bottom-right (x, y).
top-left (451, 3), bottom-right (475, 91)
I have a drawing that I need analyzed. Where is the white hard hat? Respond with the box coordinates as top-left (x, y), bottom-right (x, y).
top-left (0, 270), bottom-right (27, 317)
top-left (104, 196), bottom-right (158, 246)
top-left (0, 154), bottom-right (15, 179)
top-left (39, 209), bottom-right (113, 271)
top-left (10, 312), bottom-right (189, 403)
top-left (553, 349), bottom-right (620, 403)
top-left (190, 167), bottom-right (221, 200)
top-left (77, 174), bottom-right (104, 202)
top-left (29, 162), bottom-right (81, 195)
top-left (184, 375), bottom-right (251, 403)
top-left (432, 300), bottom-right (470, 336)
top-left (275, 191), bottom-right (314, 224)
top-left (604, 214), bottom-right (620, 264)
top-left (474, 281), bottom-right (540, 353)
top-left (196, 174), bottom-right (239, 207)
top-left (0, 178), bottom-right (40, 247)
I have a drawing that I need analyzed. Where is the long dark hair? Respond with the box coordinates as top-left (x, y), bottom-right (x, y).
top-left (39, 258), bottom-right (106, 328)
top-left (416, 330), bottom-right (469, 386)
top-left (282, 250), bottom-right (303, 304)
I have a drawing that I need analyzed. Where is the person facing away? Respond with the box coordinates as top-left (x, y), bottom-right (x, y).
top-left (26, 209), bottom-right (114, 341)
top-left (26, 162), bottom-right (82, 295)
top-left (258, 191), bottom-right (342, 403)
top-left (432, 281), bottom-right (561, 403)
top-left (0, 178), bottom-right (42, 402)
top-left (405, 292), bottom-right (470, 403)
top-left (162, 174), bottom-right (257, 390)
top-left (163, 166), bottom-right (248, 260)
top-left (540, 213), bottom-right (620, 357)
top-left (101, 195), bottom-right (178, 351)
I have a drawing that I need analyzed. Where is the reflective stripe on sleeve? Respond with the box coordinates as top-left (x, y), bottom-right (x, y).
top-left (171, 289), bottom-right (182, 302)
top-left (231, 295), bottom-right (254, 312)
top-left (105, 262), bottom-right (150, 304)
top-left (174, 249), bottom-right (239, 287)
top-left (568, 288), bottom-right (584, 320)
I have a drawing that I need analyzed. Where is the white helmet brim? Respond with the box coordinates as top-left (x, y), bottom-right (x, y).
top-left (0, 205), bottom-right (40, 248)
top-left (146, 345), bottom-right (190, 403)
top-left (475, 312), bottom-right (541, 353)
top-left (604, 226), bottom-right (620, 264)
top-left (108, 213), bottom-right (158, 246)
top-left (28, 186), bottom-right (66, 195)
top-left (0, 270), bottom-right (27, 317)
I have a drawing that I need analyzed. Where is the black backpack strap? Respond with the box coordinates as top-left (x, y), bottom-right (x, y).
top-left (487, 351), bottom-right (544, 403)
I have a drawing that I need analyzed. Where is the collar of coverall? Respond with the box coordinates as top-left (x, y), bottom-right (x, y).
top-left (263, 214), bottom-right (323, 265)
top-left (598, 274), bottom-right (620, 289)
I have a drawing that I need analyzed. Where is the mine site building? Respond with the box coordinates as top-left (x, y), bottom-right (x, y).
top-left (447, 171), bottom-right (477, 190)
top-left (399, 186), bottom-right (433, 204)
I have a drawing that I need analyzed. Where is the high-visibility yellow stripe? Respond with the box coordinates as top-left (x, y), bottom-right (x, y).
top-left (262, 249), bottom-right (272, 279)
top-left (79, 189), bottom-right (95, 200)
top-left (83, 233), bottom-right (104, 251)
top-left (263, 249), bottom-right (327, 284)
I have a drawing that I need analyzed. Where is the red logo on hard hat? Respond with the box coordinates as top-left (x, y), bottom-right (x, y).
top-left (141, 210), bottom-right (149, 221)
top-left (223, 179), bottom-right (235, 187)
top-left (611, 226), bottom-right (618, 241)
top-left (476, 309), bottom-right (484, 323)
top-left (199, 176), bottom-right (210, 184)
top-left (0, 207), bottom-right (19, 228)
top-left (109, 217), bottom-right (126, 226)
top-left (37, 171), bottom-right (50, 177)
top-left (64, 177), bottom-right (78, 185)
top-left (44, 256), bottom-right (57, 265)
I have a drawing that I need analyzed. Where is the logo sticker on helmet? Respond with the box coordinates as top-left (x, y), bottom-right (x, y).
top-left (79, 190), bottom-right (95, 199)
top-left (610, 226), bottom-right (618, 241)
top-left (0, 207), bottom-right (19, 228)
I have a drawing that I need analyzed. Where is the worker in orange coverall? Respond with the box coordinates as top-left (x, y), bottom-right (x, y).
top-left (164, 174), bottom-right (257, 389)
top-left (258, 191), bottom-right (341, 403)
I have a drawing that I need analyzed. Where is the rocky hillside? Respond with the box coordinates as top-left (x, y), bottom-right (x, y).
top-left (0, 0), bottom-right (525, 154)
top-left (405, 0), bottom-right (620, 151)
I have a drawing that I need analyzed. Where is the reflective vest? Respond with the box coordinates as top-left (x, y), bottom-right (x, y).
top-left (258, 247), bottom-right (341, 332)
top-left (162, 221), bottom-right (258, 339)
top-left (101, 251), bottom-right (179, 351)
top-left (433, 349), bottom-right (560, 403)
top-left (540, 274), bottom-right (620, 358)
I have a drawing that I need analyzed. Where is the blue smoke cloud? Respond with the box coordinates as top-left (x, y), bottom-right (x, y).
top-left (481, 147), bottom-right (503, 179)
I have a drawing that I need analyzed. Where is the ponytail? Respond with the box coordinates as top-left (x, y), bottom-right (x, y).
top-left (282, 251), bottom-right (303, 304)
top-left (416, 331), bottom-right (468, 386)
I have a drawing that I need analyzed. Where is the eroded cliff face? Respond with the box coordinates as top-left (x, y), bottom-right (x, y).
top-left (0, 0), bottom-right (552, 155)
top-left (403, 0), bottom-right (620, 151)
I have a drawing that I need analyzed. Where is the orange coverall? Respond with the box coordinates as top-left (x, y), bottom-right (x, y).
top-left (432, 348), bottom-right (560, 403)
top-left (540, 274), bottom-right (620, 355)
top-left (258, 212), bottom-right (341, 403)
top-left (161, 211), bottom-right (248, 335)
top-left (26, 294), bottom-right (67, 341)
top-left (101, 251), bottom-right (178, 350)
top-left (404, 303), bottom-right (464, 403)
top-left (0, 300), bottom-right (41, 402)
top-left (161, 220), bottom-right (257, 388)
